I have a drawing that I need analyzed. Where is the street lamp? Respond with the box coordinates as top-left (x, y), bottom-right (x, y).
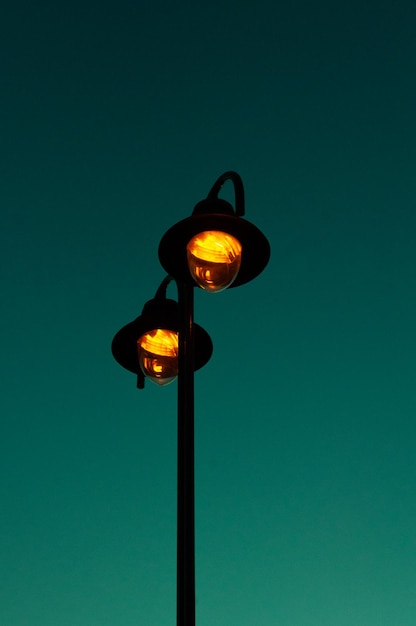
top-left (112, 171), bottom-right (270, 626)
top-left (111, 276), bottom-right (213, 389)
top-left (159, 171), bottom-right (270, 289)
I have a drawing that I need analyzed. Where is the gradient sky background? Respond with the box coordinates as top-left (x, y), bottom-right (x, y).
top-left (1, 1), bottom-right (416, 624)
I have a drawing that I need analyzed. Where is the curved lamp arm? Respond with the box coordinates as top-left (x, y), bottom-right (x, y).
top-left (207, 170), bottom-right (245, 216)
top-left (154, 275), bottom-right (174, 300)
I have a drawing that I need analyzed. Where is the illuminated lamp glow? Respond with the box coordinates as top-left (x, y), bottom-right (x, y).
top-left (137, 328), bottom-right (178, 385)
top-left (186, 230), bottom-right (242, 292)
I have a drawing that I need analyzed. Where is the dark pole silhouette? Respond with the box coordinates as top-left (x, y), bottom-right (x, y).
top-left (177, 280), bottom-right (195, 626)
top-left (112, 171), bottom-right (270, 626)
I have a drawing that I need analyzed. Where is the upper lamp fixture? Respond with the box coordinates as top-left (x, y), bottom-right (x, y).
top-left (158, 171), bottom-right (271, 292)
top-left (111, 277), bottom-right (213, 388)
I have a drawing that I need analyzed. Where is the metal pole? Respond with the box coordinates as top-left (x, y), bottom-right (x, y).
top-left (177, 279), bottom-right (195, 626)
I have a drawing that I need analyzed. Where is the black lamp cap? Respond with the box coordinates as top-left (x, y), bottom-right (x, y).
top-left (192, 197), bottom-right (235, 216)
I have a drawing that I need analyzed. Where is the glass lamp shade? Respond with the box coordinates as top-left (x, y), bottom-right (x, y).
top-left (137, 328), bottom-right (179, 385)
top-left (186, 230), bottom-right (242, 292)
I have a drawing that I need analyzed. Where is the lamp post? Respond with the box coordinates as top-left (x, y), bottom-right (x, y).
top-left (112, 171), bottom-right (270, 626)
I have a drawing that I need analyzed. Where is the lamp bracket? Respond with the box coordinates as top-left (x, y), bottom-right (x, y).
top-left (207, 171), bottom-right (245, 216)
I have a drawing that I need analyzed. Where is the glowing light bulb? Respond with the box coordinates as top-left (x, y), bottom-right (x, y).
top-left (187, 230), bottom-right (242, 292)
top-left (137, 329), bottom-right (178, 385)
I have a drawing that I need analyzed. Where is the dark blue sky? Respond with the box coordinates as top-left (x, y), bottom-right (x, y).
top-left (1, 1), bottom-right (416, 624)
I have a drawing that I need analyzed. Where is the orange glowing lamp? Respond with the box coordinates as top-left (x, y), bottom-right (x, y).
top-left (111, 277), bottom-right (213, 389)
top-left (137, 328), bottom-right (179, 386)
top-left (159, 172), bottom-right (270, 291)
top-left (187, 230), bottom-right (242, 292)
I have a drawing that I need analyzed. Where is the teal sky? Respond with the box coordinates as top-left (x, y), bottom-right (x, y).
top-left (1, 1), bottom-right (416, 624)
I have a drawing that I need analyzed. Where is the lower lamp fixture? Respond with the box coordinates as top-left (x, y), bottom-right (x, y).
top-left (111, 276), bottom-right (213, 388)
